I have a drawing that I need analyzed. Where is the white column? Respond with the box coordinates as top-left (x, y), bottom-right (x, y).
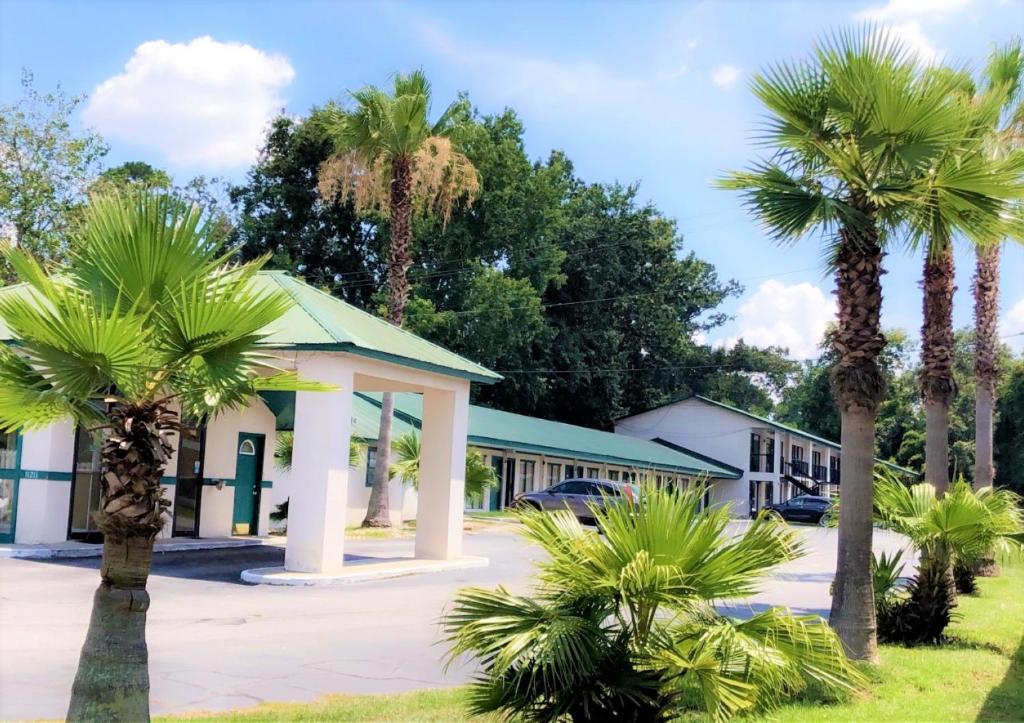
top-left (16, 420), bottom-right (75, 543)
top-left (415, 384), bottom-right (470, 560)
top-left (284, 358), bottom-right (354, 574)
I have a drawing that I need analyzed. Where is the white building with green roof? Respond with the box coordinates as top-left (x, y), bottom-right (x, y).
top-left (0, 272), bottom-right (741, 568)
top-left (615, 395), bottom-right (918, 518)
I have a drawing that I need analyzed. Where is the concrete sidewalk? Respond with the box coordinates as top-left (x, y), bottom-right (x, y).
top-left (0, 535), bottom-right (280, 559)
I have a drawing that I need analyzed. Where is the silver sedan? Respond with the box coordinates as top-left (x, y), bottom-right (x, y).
top-left (513, 478), bottom-right (640, 524)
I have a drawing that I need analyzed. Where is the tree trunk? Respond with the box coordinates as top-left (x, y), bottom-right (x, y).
top-left (829, 405), bottom-right (879, 663)
top-left (363, 392), bottom-right (395, 527)
top-left (364, 155), bottom-right (415, 528)
top-left (67, 402), bottom-right (175, 721)
top-left (828, 220), bottom-right (885, 663)
top-left (973, 243), bottom-right (1000, 488)
top-left (67, 539), bottom-right (154, 722)
top-left (919, 245), bottom-right (956, 494)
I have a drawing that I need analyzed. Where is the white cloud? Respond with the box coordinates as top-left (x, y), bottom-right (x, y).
top-left (853, 0), bottom-right (974, 64)
top-left (711, 64), bottom-right (742, 89)
top-left (855, 0), bottom-right (971, 21)
top-left (1000, 297), bottom-right (1024, 354)
top-left (714, 280), bottom-right (835, 360)
top-left (84, 36), bottom-right (294, 168)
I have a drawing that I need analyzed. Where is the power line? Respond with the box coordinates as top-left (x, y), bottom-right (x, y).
top-left (494, 362), bottom-right (744, 375)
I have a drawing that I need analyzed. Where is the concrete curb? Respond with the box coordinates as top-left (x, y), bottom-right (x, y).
top-left (240, 556), bottom-right (490, 586)
top-left (0, 538), bottom-right (273, 560)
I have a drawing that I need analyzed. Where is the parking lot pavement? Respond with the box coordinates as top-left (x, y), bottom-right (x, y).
top-left (0, 524), bottom-right (912, 720)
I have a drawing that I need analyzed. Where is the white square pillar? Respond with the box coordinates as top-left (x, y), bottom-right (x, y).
top-left (284, 358), bottom-right (354, 574)
top-left (415, 385), bottom-right (470, 560)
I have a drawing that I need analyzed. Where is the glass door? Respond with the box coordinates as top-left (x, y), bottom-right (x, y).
top-left (0, 431), bottom-right (18, 543)
top-left (172, 424), bottom-right (205, 536)
top-left (69, 429), bottom-right (104, 542)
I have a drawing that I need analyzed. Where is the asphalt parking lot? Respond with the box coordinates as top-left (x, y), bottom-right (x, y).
top-left (0, 525), bottom-right (911, 720)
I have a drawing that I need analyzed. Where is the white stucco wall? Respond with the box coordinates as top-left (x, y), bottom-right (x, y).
top-left (615, 399), bottom-right (759, 517)
top-left (199, 485), bottom-right (234, 537)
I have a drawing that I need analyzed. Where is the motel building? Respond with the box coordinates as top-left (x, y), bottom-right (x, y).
top-left (0, 272), bottom-right (914, 568)
top-left (615, 395), bottom-right (917, 518)
top-left (0, 271), bottom-right (741, 577)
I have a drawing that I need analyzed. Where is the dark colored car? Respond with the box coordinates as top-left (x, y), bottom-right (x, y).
top-left (514, 478), bottom-right (640, 524)
top-left (768, 494), bottom-right (833, 524)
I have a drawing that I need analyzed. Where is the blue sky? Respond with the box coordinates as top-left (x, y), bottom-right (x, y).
top-left (2, 0), bottom-right (1023, 358)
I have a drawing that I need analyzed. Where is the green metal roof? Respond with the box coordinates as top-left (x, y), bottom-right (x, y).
top-left (0, 273), bottom-right (501, 384)
top-left (354, 392), bottom-right (742, 479)
top-left (256, 272), bottom-right (500, 383)
top-left (633, 395), bottom-right (918, 477)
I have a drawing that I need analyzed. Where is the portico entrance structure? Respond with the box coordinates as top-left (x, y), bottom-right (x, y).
top-left (256, 272), bottom-right (500, 579)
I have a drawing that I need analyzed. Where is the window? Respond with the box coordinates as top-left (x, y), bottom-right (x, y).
top-left (559, 480), bottom-right (588, 494)
top-left (238, 439), bottom-right (257, 456)
top-left (608, 469), bottom-right (620, 482)
top-left (546, 463), bottom-right (561, 486)
top-left (564, 464), bottom-right (583, 479)
top-left (365, 446), bottom-right (377, 487)
top-left (749, 432), bottom-right (762, 471)
top-left (586, 467), bottom-right (600, 479)
top-left (0, 431), bottom-right (16, 470)
top-left (0, 477), bottom-right (14, 536)
top-left (518, 460), bottom-right (536, 494)
top-left (791, 445), bottom-right (804, 462)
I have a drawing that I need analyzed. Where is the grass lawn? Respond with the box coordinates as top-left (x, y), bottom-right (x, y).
top-left (163, 561), bottom-right (1023, 723)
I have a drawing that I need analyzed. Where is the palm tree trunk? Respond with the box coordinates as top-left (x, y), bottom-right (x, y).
top-left (920, 245), bottom-right (956, 494)
top-left (828, 224), bottom-right (886, 663)
top-left (364, 155), bottom-right (415, 528)
top-left (67, 402), bottom-right (175, 721)
top-left (973, 243), bottom-right (1000, 488)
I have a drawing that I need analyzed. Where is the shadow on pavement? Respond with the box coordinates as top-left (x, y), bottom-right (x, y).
top-left (28, 547), bottom-right (403, 585)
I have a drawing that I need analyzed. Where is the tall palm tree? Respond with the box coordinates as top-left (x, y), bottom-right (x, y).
top-left (317, 70), bottom-right (479, 527)
top-left (909, 69), bottom-right (1024, 495)
top-left (721, 28), bottom-right (974, 660)
top-left (973, 39), bottom-right (1024, 489)
top-left (0, 192), bottom-right (325, 720)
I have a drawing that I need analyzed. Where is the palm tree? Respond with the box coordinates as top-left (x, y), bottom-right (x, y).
top-left (721, 28), bottom-right (975, 660)
top-left (908, 58), bottom-right (1024, 495)
top-left (317, 70), bottom-right (479, 528)
top-left (0, 192), bottom-right (325, 720)
top-left (444, 484), bottom-right (864, 721)
top-left (389, 430), bottom-right (497, 506)
top-left (871, 470), bottom-right (1023, 643)
top-left (973, 39), bottom-right (1024, 489)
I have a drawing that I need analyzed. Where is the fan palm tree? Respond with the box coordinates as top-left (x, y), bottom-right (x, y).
top-left (316, 70), bottom-right (479, 528)
top-left (871, 470), bottom-right (1023, 643)
top-left (907, 70), bottom-right (1024, 495)
top-left (973, 39), bottom-right (1024, 489)
top-left (0, 192), bottom-right (326, 721)
top-left (445, 484), bottom-right (864, 722)
top-left (721, 27), bottom-right (973, 660)
top-left (389, 430), bottom-right (497, 505)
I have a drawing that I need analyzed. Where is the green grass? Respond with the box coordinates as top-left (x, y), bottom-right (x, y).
top-left (164, 562), bottom-right (1023, 722)
top-left (766, 559), bottom-right (1023, 723)
top-left (160, 688), bottom-right (490, 722)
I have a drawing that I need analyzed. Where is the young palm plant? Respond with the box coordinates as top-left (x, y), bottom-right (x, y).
top-left (445, 485), bottom-right (864, 722)
top-left (721, 27), bottom-right (975, 660)
top-left (973, 39), bottom-right (1024, 489)
top-left (389, 430), bottom-right (497, 506)
top-left (316, 70), bottom-right (479, 527)
top-left (871, 469), bottom-right (1024, 644)
top-left (0, 192), bottom-right (326, 721)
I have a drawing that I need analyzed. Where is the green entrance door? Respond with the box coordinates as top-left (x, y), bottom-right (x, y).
top-left (233, 433), bottom-right (264, 535)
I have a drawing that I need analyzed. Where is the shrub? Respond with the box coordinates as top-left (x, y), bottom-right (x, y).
top-left (444, 484), bottom-right (864, 722)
